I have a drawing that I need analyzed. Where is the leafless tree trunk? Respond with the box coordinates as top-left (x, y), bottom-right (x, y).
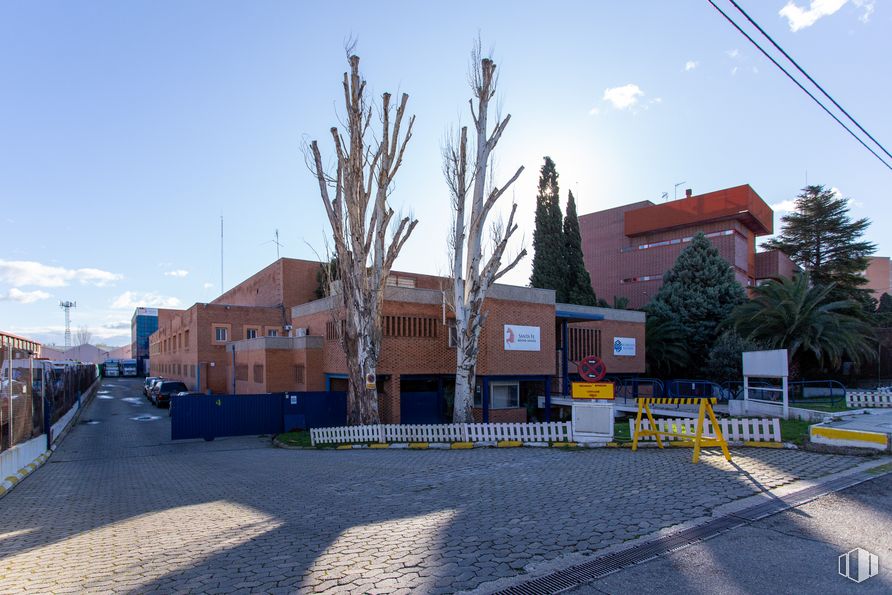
top-left (444, 49), bottom-right (526, 423)
top-left (309, 54), bottom-right (417, 425)
top-left (74, 326), bottom-right (92, 346)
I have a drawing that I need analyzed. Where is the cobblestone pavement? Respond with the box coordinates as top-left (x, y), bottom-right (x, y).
top-left (0, 379), bottom-right (867, 594)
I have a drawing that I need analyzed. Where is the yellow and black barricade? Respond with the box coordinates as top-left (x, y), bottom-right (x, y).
top-left (631, 397), bottom-right (732, 464)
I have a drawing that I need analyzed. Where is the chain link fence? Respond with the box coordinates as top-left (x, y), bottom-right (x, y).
top-left (1, 343), bottom-right (98, 452)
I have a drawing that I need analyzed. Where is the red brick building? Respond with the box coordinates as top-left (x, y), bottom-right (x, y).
top-left (148, 258), bottom-right (645, 424)
top-left (578, 184), bottom-right (794, 309)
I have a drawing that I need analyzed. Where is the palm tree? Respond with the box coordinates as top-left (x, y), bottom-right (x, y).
top-left (645, 317), bottom-right (690, 377)
top-left (730, 273), bottom-right (875, 374)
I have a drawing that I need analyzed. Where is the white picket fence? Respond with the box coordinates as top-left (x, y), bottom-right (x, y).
top-left (310, 421), bottom-right (573, 446)
top-left (846, 391), bottom-right (892, 408)
top-left (630, 417), bottom-right (782, 443)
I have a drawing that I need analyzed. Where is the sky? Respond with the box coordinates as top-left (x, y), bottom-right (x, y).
top-left (1, 0), bottom-right (890, 348)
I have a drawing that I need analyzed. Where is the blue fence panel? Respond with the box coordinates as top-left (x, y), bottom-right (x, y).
top-left (283, 391), bottom-right (347, 431)
top-left (171, 393), bottom-right (285, 441)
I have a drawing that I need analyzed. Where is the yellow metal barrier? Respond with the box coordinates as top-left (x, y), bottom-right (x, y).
top-left (631, 397), bottom-right (732, 464)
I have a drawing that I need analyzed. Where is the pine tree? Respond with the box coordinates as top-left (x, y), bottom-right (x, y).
top-left (647, 233), bottom-right (747, 376)
top-left (530, 157), bottom-right (566, 298)
top-left (562, 190), bottom-right (597, 305)
top-left (763, 185), bottom-right (875, 301)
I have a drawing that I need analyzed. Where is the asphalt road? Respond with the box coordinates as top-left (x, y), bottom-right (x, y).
top-left (0, 378), bottom-right (876, 594)
top-left (569, 473), bottom-right (892, 594)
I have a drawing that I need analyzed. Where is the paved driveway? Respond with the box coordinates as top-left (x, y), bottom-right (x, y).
top-left (0, 378), bottom-right (866, 594)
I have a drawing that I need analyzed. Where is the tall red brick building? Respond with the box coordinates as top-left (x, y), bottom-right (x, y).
top-left (578, 184), bottom-right (795, 309)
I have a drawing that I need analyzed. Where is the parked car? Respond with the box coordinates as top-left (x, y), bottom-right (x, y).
top-left (146, 377), bottom-right (165, 400)
top-left (144, 377), bottom-right (161, 397)
top-left (150, 381), bottom-right (188, 407)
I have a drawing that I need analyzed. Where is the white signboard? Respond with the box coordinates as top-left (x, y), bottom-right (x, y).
top-left (742, 349), bottom-right (788, 377)
top-left (504, 325), bottom-right (540, 351)
top-left (613, 337), bottom-right (636, 357)
top-left (137, 307), bottom-right (159, 317)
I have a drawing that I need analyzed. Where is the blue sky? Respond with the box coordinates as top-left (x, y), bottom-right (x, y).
top-left (1, 0), bottom-right (889, 347)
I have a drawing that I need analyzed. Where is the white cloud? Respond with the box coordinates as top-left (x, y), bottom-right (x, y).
top-left (685, 60), bottom-right (699, 71)
top-left (603, 84), bottom-right (644, 110)
top-left (0, 259), bottom-right (122, 288)
top-left (164, 269), bottom-right (189, 278)
top-left (111, 291), bottom-right (181, 310)
top-left (0, 288), bottom-right (51, 304)
top-left (771, 199), bottom-right (798, 213)
top-left (203, 282), bottom-right (215, 290)
top-left (853, 0), bottom-right (875, 23)
top-left (779, 0), bottom-right (847, 31)
top-left (726, 49), bottom-right (740, 59)
top-left (731, 66), bottom-right (739, 76)
top-left (588, 107), bottom-right (600, 116)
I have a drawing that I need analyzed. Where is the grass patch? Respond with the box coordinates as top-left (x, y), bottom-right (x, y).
top-left (791, 401), bottom-right (850, 412)
top-left (613, 421), bottom-right (632, 442)
top-left (779, 419), bottom-right (812, 445)
top-left (276, 431), bottom-right (313, 447)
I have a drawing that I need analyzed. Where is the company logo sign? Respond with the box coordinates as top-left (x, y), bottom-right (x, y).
top-left (504, 325), bottom-right (540, 351)
top-left (613, 337), bottom-right (636, 357)
top-left (839, 548), bottom-right (879, 583)
top-left (137, 307), bottom-right (159, 317)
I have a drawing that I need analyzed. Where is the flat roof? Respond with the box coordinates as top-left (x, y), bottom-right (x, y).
top-left (623, 184), bottom-right (773, 237)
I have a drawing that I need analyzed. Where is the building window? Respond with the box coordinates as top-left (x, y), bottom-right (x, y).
top-left (383, 315), bottom-right (438, 338)
top-left (326, 320), bottom-right (345, 341)
top-left (568, 327), bottom-right (601, 361)
top-left (266, 329), bottom-right (278, 337)
top-left (235, 365), bottom-right (248, 381)
top-left (474, 382), bottom-right (520, 409)
top-left (213, 326), bottom-right (228, 343)
top-left (490, 382), bottom-right (520, 409)
top-left (253, 364), bottom-right (264, 384)
top-left (447, 321), bottom-right (458, 348)
top-left (386, 275), bottom-right (417, 288)
top-left (184, 330), bottom-right (190, 350)
top-left (294, 364), bottom-right (305, 384)
top-left (246, 327), bottom-right (258, 340)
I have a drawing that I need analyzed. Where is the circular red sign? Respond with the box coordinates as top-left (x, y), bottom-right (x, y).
top-left (578, 355), bottom-right (607, 382)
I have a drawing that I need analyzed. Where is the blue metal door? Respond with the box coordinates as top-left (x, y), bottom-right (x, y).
top-left (400, 391), bottom-right (442, 424)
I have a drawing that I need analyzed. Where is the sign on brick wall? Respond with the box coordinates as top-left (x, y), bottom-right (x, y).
top-left (613, 337), bottom-right (636, 356)
top-left (504, 325), bottom-right (540, 351)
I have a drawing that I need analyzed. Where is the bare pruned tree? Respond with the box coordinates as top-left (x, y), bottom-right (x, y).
top-left (74, 326), bottom-right (92, 346)
top-left (444, 47), bottom-right (526, 422)
top-left (308, 54), bottom-right (418, 425)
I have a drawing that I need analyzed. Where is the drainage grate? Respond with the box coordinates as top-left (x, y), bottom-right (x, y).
top-left (493, 470), bottom-right (879, 595)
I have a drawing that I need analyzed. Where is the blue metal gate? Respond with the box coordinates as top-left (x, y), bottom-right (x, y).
top-left (171, 392), bottom-right (349, 440)
top-left (171, 393), bottom-right (284, 440)
top-left (283, 391), bottom-right (346, 431)
top-left (400, 391), bottom-right (442, 424)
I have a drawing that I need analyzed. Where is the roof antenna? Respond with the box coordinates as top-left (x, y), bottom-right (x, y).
top-left (261, 229), bottom-right (285, 260)
top-left (661, 192), bottom-right (669, 202)
top-left (674, 181), bottom-right (687, 200)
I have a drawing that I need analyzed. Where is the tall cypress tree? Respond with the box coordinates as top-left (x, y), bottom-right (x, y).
top-left (562, 190), bottom-right (597, 305)
top-left (530, 157), bottom-right (565, 297)
top-left (763, 185), bottom-right (875, 302)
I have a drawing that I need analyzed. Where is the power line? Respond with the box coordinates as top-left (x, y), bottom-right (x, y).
top-left (727, 0), bottom-right (892, 163)
top-left (706, 0), bottom-right (892, 172)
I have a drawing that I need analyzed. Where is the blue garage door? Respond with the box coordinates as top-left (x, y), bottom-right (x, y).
top-left (400, 391), bottom-right (442, 424)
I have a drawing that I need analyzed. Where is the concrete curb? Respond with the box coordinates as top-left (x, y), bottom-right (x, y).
top-left (0, 451), bottom-right (51, 498)
top-left (272, 437), bottom-right (793, 451)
